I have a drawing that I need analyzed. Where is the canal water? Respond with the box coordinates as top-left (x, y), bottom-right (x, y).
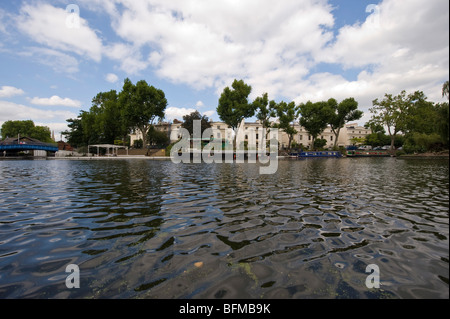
top-left (0, 158), bottom-right (448, 299)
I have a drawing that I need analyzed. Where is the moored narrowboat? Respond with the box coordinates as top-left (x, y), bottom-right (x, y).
top-left (289, 151), bottom-right (343, 158)
top-left (346, 150), bottom-right (390, 157)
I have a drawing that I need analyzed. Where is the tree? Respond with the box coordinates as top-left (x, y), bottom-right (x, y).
top-left (1, 120), bottom-right (52, 143)
top-left (272, 101), bottom-right (297, 149)
top-left (91, 90), bottom-right (128, 145)
top-left (217, 79), bottom-right (255, 132)
top-left (181, 110), bottom-right (212, 137)
top-left (368, 90), bottom-right (412, 151)
top-left (443, 81), bottom-right (449, 99)
top-left (298, 100), bottom-right (334, 150)
top-left (253, 92), bottom-right (275, 140)
top-left (147, 126), bottom-right (170, 146)
top-left (62, 117), bottom-right (84, 147)
top-left (119, 78), bottom-right (167, 148)
top-left (329, 97), bottom-right (363, 148)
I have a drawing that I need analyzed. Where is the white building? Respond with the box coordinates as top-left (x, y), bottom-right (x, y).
top-left (129, 121), bottom-right (371, 149)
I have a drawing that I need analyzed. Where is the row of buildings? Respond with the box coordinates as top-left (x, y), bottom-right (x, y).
top-left (131, 121), bottom-right (371, 150)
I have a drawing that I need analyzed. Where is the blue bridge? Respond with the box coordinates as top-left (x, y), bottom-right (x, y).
top-left (0, 136), bottom-right (58, 155)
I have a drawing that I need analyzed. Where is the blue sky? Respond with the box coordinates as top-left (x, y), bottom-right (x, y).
top-left (0, 0), bottom-right (448, 140)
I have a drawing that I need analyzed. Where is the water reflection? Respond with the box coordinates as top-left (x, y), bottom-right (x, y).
top-left (0, 158), bottom-right (448, 298)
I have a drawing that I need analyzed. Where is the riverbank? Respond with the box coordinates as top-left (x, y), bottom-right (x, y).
top-left (397, 150), bottom-right (449, 159)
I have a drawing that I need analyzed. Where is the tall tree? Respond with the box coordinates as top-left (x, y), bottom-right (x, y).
top-left (253, 92), bottom-right (275, 140)
top-left (62, 117), bottom-right (84, 147)
top-left (181, 110), bottom-right (212, 137)
top-left (272, 101), bottom-right (297, 149)
top-left (217, 79), bottom-right (255, 132)
top-left (369, 90), bottom-right (413, 151)
top-left (119, 78), bottom-right (167, 148)
top-left (443, 80), bottom-right (449, 99)
top-left (298, 101), bottom-right (334, 150)
top-left (329, 97), bottom-right (363, 148)
top-left (91, 90), bottom-right (127, 144)
top-left (1, 120), bottom-right (52, 143)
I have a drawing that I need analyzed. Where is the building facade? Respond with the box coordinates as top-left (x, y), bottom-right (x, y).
top-left (130, 121), bottom-right (371, 149)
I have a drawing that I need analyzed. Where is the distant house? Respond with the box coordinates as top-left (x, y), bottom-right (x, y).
top-left (57, 141), bottom-right (74, 151)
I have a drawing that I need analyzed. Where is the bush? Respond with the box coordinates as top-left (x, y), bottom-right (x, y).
top-left (133, 139), bottom-right (143, 149)
top-left (404, 133), bottom-right (444, 153)
top-left (314, 138), bottom-right (327, 150)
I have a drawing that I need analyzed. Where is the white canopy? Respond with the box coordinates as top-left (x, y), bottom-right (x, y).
top-left (88, 144), bottom-right (128, 156)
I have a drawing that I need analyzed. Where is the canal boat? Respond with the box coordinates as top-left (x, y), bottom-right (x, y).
top-left (289, 151), bottom-right (343, 158)
top-left (346, 149), bottom-right (390, 157)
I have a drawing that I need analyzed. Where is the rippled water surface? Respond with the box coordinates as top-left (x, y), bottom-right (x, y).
top-left (0, 158), bottom-right (448, 299)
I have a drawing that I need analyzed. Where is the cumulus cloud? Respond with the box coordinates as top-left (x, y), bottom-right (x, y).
top-left (15, 3), bottom-right (103, 62)
top-left (164, 106), bottom-right (196, 122)
top-left (105, 73), bottom-right (119, 83)
top-left (308, 0), bottom-right (449, 108)
top-left (0, 86), bottom-right (25, 98)
top-left (30, 96), bottom-right (82, 108)
top-left (0, 100), bottom-right (77, 122)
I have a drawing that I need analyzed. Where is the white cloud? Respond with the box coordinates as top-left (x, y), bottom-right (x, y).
top-left (105, 73), bottom-right (119, 83)
top-left (15, 3), bottom-right (103, 62)
top-left (0, 100), bottom-right (77, 123)
top-left (203, 110), bottom-right (215, 118)
top-left (195, 101), bottom-right (204, 107)
top-left (30, 96), bottom-right (82, 108)
top-left (0, 86), bottom-right (25, 98)
top-left (164, 106), bottom-right (196, 122)
top-left (104, 42), bottom-right (149, 74)
top-left (85, 0), bottom-right (334, 94)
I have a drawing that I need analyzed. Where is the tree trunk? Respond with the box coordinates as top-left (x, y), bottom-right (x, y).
top-left (333, 127), bottom-right (341, 149)
top-left (140, 125), bottom-right (148, 149)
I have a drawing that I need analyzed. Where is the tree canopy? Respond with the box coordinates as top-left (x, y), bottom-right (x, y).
top-left (181, 110), bottom-right (212, 137)
top-left (63, 78), bottom-right (168, 148)
top-left (1, 120), bottom-right (53, 143)
top-left (298, 100), bottom-right (334, 150)
top-left (329, 97), bottom-right (363, 148)
top-left (272, 101), bottom-right (297, 149)
top-left (217, 79), bottom-right (255, 131)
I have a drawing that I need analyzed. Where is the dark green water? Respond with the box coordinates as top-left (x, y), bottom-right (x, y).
top-left (0, 158), bottom-right (448, 298)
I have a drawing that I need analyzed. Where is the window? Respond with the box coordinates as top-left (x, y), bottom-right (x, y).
top-left (300, 135), bottom-right (303, 140)
top-left (330, 136), bottom-right (333, 141)
top-left (217, 126), bottom-right (221, 130)
top-left (217, 133), bottom-right (221, 138)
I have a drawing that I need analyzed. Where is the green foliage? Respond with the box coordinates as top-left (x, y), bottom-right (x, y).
top-left (119, 78), bottom-right (167, 147)
top-left (253, 92), bottom-right (275, 137)
top-left (63, 78), bottom-right (167, 148)
top-left (147, 126), bottom-right (170, 146)
top-left (369, 90), bottom-right (414, 150)
top-left (272, 100), bottom-right (298, 149)
top-left (1, 120), bottom-right (53, 143)
top-left (181, 110), bottom-right (212, 137)
top-left (314, 138), bottom-right (327, 149)
top-left (298, 100), bottom-right (334, 149)
top-left (133, 139), bottom-right (143, 149)
top-left (329, 97), bottom-right (363, 148)
top-left (217, 79), bottom-right (255, 131)
top-left (403, 132), bottom-right (444, 153)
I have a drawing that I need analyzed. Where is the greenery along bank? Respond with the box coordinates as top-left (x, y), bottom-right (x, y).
top-left (5, 78), bottom-right (445, 155)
